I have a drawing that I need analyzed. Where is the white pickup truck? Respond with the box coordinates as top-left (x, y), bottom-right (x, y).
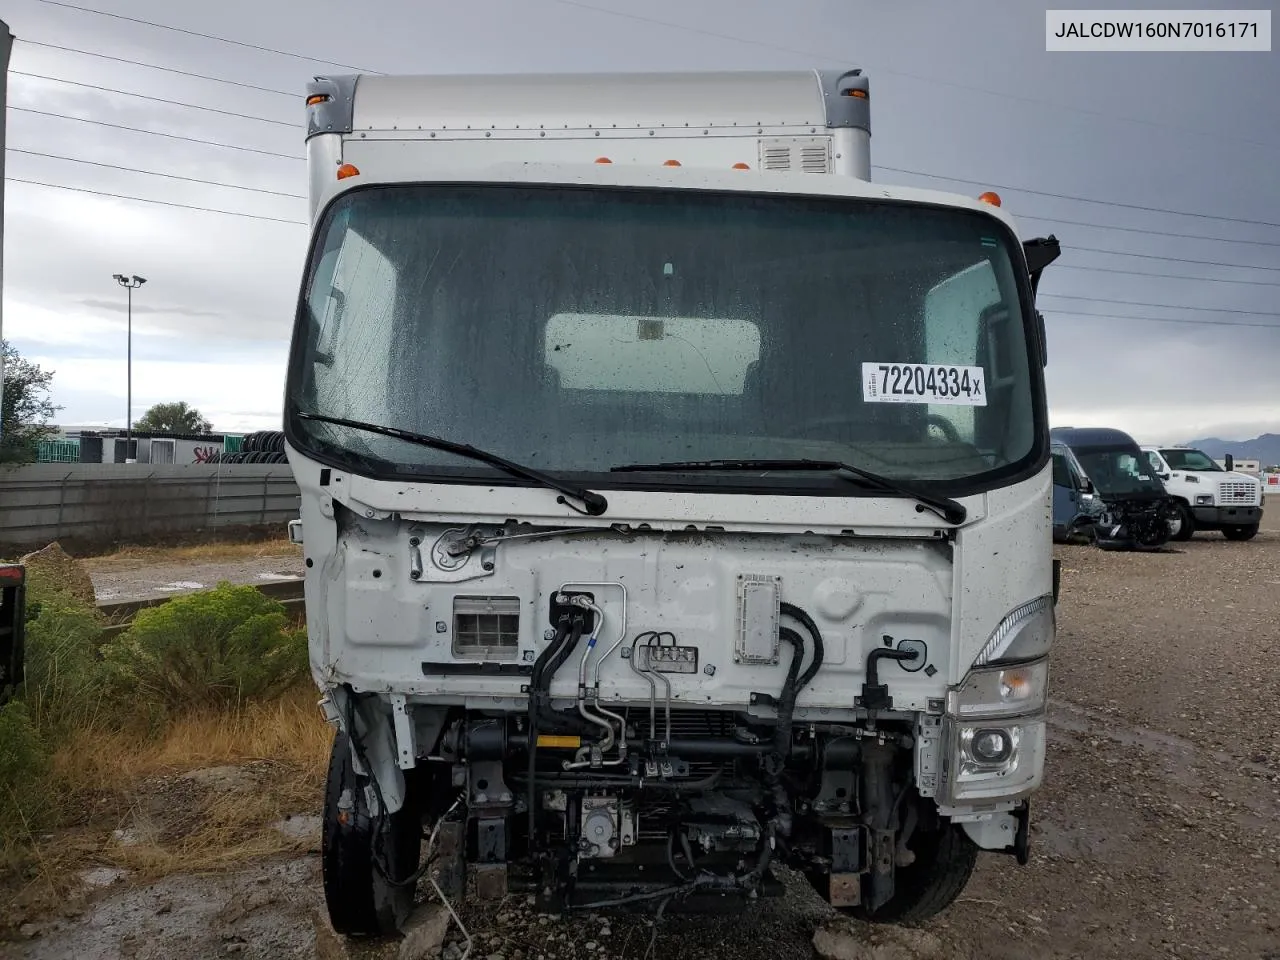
top-left (1140, 446), bottom-right (1264, 541)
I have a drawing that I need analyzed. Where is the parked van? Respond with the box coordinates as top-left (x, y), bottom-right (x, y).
top-left (1050, 442), bottom-right (1102, 542)
top-left (1050, 427), bottom-right (1178, 551)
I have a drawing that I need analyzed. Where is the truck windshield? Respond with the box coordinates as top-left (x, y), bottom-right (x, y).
top-left (1159, 449), bottom-right (1222, 472)
top-left (287, 184), bottom-right (1043, 495)
top-left (1072, 446), bottom-right (1166, 498)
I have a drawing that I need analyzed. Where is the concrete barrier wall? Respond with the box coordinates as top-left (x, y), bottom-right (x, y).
top-left (0, 463), bottom-right (301, 549)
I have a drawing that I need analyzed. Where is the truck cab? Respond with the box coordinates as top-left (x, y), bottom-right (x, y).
top-left (1140, 446), bottom-right (1263, 542)
top-left (289, 67), bottom-right (1062, 936)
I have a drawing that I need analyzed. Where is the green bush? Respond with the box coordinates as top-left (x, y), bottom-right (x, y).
top-left (101, 583), bottom-right (309, 713)
top-left (0, 700), bottom-right (53, 847)
top-left (20, 601), bottom-right (109, 735)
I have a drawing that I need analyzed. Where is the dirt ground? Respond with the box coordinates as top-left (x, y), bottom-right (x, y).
top-left (8, 514), bottom-right (1279, 960)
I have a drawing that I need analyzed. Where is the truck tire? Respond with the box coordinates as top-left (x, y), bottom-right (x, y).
top-left (1170, 502), bottom-right (1195, 542)
top-left (1222, 523), bottom-right (1259, 541)
top-left (321, 729), bottom-right (421, 937)
top-left (845, 824), bottom-right (979, 925)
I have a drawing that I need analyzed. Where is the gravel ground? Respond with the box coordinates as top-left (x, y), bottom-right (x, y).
top-left (11, 515), bottom-right (1279, 960)
top-left (85, 555), bottom-right (304, 603)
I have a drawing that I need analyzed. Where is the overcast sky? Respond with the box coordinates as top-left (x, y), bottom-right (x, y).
top-left (3, 0), bottom-right (1278, 441)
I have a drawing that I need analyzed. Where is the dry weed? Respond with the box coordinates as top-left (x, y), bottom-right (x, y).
top-left (2, 686), bottom-right (333, 928)
top-left (94, 538), bottom-right (301, 566)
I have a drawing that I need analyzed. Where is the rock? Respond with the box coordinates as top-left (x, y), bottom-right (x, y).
top-left (274, 814), bottom-right (324, 841)
top-left (441, 946), bottom-right (462, 960)
top-left (78, 867), bottom-right (127, 889)
top-left (812, 921), bottom-right (952, 960)
top-left (399, 904), bottom-right (451, 960)
top-left (181, 765), bottom-right (254, 792)
top-left (18, 923), bottom-right (40, 939)
top-left (20, 541), bottom-right (98, 607)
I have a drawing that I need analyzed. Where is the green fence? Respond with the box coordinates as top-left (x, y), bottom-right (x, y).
top-left (36, 439), bottom-right (80, 463)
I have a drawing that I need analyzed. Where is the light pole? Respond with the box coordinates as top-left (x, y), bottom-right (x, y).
top-left (112, 274), bottom-right (146, 461)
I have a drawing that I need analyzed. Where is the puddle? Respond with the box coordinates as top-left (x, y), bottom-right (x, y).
top-left (157, 581), bottom-right (205, 592)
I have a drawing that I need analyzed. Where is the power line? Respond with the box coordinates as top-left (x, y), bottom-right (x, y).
top-left (8, 107), bottom-right (303, 161)
top-left (1040, 292), bottom-right (1280, 318)
top-left (1064, 244), bottom-right (1280, 274)
top-left (1017, 212), bottom-right (1280, 249)
top-left (17, 39), bottom-right (295, 97)
top-left (6, 147), bottom-right (306, 198)
top-left (8, 177), bottom-right (307, 225)
top-left (1045, 309), bottom-right (1280, 331)
top-left (877, 164), bottom-right (1280, 230)
top-left (12, 71), bottom-right (296, 127)
top-left (548, 0), bottom-right (1280, 152)
top-left (1053, 263), bottom-right (1280, 288)
top-left (28, 0), bottom-right (380, 73)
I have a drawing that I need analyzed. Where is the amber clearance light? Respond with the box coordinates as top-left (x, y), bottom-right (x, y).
top-left (978, 191), bottom-right (1002, 207)
top-left (336, 163), bottom-right (361, 180)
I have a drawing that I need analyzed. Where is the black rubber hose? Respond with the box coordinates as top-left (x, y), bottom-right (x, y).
top-left (527, 617), bottom-right (571, 844)
top-left (779, 601), bottom-right (825, 691)
top-left (772, 626), bottom-right (805, 760)
top-left (537, 617), bottom-right (589, 733)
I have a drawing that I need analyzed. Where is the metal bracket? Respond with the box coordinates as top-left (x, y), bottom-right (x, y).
top-left (390, 693), bottom-right (416, 770)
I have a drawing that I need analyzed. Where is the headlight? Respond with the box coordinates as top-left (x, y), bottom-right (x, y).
top-left (1195, 494), bottom-right (1214, 506)
top-left (947, 658), bottom-right (1049, 718)
top-left (942, 717), bottom-right (1047, 804)
top-left (972, 596), bottom-right (1054, 667)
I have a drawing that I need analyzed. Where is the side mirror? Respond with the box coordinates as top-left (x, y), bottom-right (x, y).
top-left (1079, 477), bottom-right (1094, 494)
top-left (1157, 472), bottom-right (1170, 482)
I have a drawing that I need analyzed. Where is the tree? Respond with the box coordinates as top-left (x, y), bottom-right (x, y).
top-left (134, 401), bottom-right (214, 435)
top-left (0, 340), bottom-right (61, 464)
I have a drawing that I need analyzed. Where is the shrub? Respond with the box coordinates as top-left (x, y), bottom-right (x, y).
top-left (0, 700), bottom-right (53, 847)
top-left (20, 601), bottom-right (109, 736)
top-left (101, 583), bottom-right (309, 714)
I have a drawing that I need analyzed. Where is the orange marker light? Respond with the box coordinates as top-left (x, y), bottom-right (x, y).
top-left (306, 94), bottom-right (330, 106)
top-left (663, 159), bottom-right (682, 166)
top-left (336, 163), bottom-right (361, 180)
top-left (842, 88), bottom-right (868, 99)
top-left (594, 157), bottom-right (612, 164)
top-left (732, 162), bottom-right (750, 169)
top-left (978, 191), bottom-right (1002, 206)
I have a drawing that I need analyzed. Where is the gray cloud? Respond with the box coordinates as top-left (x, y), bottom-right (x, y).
top-left (3, 0), bottom-right (1278, 440)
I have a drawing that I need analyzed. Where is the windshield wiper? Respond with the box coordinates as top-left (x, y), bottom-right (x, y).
top-left (297, 412), bottom-right (608, 517)
top-left (611, 458), bottom-right (966, 524)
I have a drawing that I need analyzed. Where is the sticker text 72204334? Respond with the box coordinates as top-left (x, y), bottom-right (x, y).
top-left (861, 362), bottom-right (987, 406)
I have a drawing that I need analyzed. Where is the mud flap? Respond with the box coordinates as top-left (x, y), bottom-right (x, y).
top-left (0, 566), bottom-right (25, 706)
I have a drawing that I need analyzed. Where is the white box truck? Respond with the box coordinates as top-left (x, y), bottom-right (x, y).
top-left (1140, 445), bottom-right (1264, 541)
top-left (285, 68), bottom-right (1062, 935)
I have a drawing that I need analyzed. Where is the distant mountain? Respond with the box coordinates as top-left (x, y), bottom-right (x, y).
top-left (1184, 433), bottom-right (1280, 467)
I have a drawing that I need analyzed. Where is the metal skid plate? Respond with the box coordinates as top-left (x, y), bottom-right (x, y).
top-left (735, 574), bottom-right (781, 665)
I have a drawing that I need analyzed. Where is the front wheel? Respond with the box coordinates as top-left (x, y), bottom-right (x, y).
top-left (1222, 523), bottom-right (1260, 541)
top-left (1170, 502), bottom-right (1195, 542)
top-left (839, 824), bottom-right (979, 925)
top-left (321, 729), bottom-right (421, 937)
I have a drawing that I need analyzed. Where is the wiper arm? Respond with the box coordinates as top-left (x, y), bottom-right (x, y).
top-left (297, 412), bottom-right (608, 517)
top-left (611, 458), bottom-right (966, 524)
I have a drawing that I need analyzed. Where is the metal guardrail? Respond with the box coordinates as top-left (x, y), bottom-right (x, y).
top-left (97, 577), bottom-right (306, 638)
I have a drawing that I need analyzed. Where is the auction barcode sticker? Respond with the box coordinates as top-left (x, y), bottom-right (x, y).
top-left (862, 362), bottom-right (987, 406)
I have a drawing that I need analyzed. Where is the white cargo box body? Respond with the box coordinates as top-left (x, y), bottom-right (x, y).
top-left (304, 69), bottom-right (870, 219)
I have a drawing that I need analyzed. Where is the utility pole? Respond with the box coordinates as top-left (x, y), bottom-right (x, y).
top-left (112, 274), bottom-right (146, 461)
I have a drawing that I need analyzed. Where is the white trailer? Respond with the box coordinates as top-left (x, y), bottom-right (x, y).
top-left (285, 68), bottom-right (1061, 935)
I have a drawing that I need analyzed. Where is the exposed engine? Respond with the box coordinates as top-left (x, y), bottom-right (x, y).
top-left (388, 589), bottom-right (960, 918)
top-left (1094, 494), bottom-right (1179, 551)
